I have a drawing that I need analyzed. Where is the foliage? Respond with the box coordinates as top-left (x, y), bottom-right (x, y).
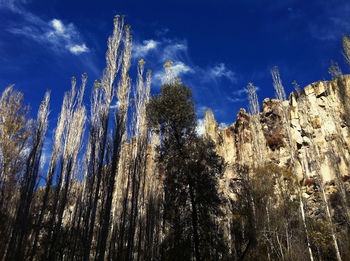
top-left (308, 220), bottom-right (335, 260)
top-left (0, 86), bottom-right (31, 197)
top-left (0, 87), bottom-right (32, 255)
top-left (147, 82), bottom-right (196, 144)
top-left (230, 164), bottom-right (306, 260)
top-left (147, 81), bottom-right (226, 260)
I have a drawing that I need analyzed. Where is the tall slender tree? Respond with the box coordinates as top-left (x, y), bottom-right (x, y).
top-left (271, 66), bottom-right (314, 261)
top-left (2, 90), bottom-right (48, 261)
top-left (0, 86), bottom-right (31, 214)
top-left (293, 82), bottom-right (342, 261)
top-left (342, 35), bottom-right (350, 67)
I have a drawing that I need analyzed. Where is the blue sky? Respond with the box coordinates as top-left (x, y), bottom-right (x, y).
top-left (1, 0), bottom-right (350, 133)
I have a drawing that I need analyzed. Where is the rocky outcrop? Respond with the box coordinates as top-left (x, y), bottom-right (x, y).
top-left (204, 75), bottom-right (350, 185)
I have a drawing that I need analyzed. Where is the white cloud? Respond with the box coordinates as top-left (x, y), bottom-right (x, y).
top-left (51, 19), bottom-right (65, 35)
top-left (154, 61), bottom-right (194, 84)
top-left (172, 62), bottom-right (193, 76)
top-left (162, 42), bottom-right (187, 61)
top-left (136, 37), bottom-right (239, 95)
top-left (45, 19), bottom-right (89, 55)
top-left (208, 63), bottom-right (236, 82)
top-left (196, 118), bottom-right (205, 136)
top-left (5, 3), bottom-right (89, 56)
top-left (133, 38), bottom-right (188, 62)
top-left (133, 39), bottom-right (159, 58)
top-left (144, 37), bottom-right (241, 102)
top-left (69, 44), bottom-right (89, 55)
top-left (132, 39), bottom-right (191, 87)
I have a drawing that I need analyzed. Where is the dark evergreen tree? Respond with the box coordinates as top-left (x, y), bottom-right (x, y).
top-left (147, 82), bottom-right (226, 260)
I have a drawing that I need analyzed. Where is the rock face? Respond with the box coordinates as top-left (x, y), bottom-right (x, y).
top-left (204, 75), bottom-right (350, 186)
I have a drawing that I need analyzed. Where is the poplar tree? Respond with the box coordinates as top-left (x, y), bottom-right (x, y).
top-left (0, 86), bottom-right (31, 259)
top-left (0, 87), bottom-right (31, 212)
top-left (342, 35), bottom-right (350, 67)
top-left (271, 66), bottom-right (315, 261)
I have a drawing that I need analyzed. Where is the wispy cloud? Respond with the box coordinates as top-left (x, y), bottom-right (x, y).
top-left (1, 0), bottom-right (28, 8)
top-left (207, 63), bottom-right (237, 82)
top-left (133, 39), bottom-right (159, 58)
top-left (232, 88), bottom-right (247, 96)
top-left (69, 44), bottom-right (89, 55)
top-left (131, 38), bottom-right (194, 85)
top-left (4, 4), bottom-right (89, 55)
top-left (228, 90), bottom-right (247, 103)
top-left (154, 61), bottom-right (194, 84)
top-left (171, 62), bottom-right (193, 76)
top-left (227, 97), bottom-right (245, 103)
top-left (139, 37), bottom-right (238, 91)
top-left (132, 38), bottom-right (187, 61)
top-left (155, 27), bottom-right (169, 37)
top-left (228, 85), bottom-right (260, 103)
top-left (232, 85), bottom-right (260, 96)
top-left (161, 41), bottom-right (187, 61)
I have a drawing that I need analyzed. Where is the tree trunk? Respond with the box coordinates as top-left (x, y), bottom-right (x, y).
top-left (189, 179), bottom-right (200, 261)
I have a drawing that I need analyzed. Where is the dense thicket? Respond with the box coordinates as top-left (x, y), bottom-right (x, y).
top-left (0, 17), bottom-right (350, 261)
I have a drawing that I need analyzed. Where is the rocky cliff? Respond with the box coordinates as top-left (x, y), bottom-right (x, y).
top-left (204, 75), bottom-right (350, 198)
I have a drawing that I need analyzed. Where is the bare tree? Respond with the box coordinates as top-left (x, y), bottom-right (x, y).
top-left (29, 75), bottom-right (86, 260)
top-left (30, 85), bottom-right (68, 259)
top-left (342, 35), bottom-right (350, 67)
top-left (83, 15), bottom-right (131, 261)
top-left (95, 23), bottom-right (133, 261)
top-left (46, 74), bottom-right (87, 260)
top-left (294, 83), bottom-right (342, 261)
top-left (328, 60), bottom-right (343, 80)
top-left (246, 82), bottom-right (264, 165)
top-left (271, 66), bottom-right (314, 261)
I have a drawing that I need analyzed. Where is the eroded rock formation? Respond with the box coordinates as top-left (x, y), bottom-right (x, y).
top-left (205, 75), bottom-right (350, 184)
